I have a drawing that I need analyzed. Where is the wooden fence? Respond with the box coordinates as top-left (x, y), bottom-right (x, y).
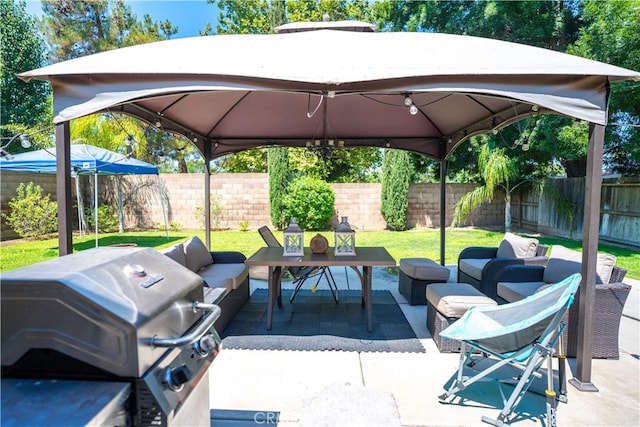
top-left (512, 177), bottom-right (640, 248)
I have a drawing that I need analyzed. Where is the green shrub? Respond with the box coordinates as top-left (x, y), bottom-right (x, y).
top-left (194, 195), bottom-right (223, 230)
top-left (2, 182), bottom-right (58, 238)
top-left (381, 149), bottom-right (413, 231)
top-left (239, 219), bottom-right (249, 231)
top-left (86, 204), bottom-right (119, 232)
top-left (156, 221), bottom-right (181, 231)
top-left (283, 176), bottom-right (335, 230)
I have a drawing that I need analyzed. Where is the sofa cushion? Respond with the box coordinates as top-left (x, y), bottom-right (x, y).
top-left (497, 281), bottom-right (547, 302)
top-left (184, 236), bottom-right (213, 272)
top-left (426, 282), bottom-right (497, 318)
top-left (400, 258), bottom-right (450, 281)
top-left (199, 263), bottom-right (249, 291)
top-left (543, 245), bottom-right (616, 285)
top-left (496, 233), bottom-right (539, 259)
top-left (458, 258), bottom-right (491, 281)
top-left (161, 243), bottom-right (187, 267)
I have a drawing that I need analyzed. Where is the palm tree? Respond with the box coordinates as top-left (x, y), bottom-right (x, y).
top-left (452, 143), bottom-right (526, 232)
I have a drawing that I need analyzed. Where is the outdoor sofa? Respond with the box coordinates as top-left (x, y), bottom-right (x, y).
top-left (161, 236), bottom-right (249, 333)
top-left (496, 245), bottom-right (631, 359)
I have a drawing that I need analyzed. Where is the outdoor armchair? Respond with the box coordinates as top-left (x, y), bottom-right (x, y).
top-left (496, 245), bottom-right (631, 359)
top-left (457, 232), bottom-right (549, 299)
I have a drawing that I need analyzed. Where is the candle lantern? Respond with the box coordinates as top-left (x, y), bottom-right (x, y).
top-left (283, 217), bottom-right (304, 256)
top-left (334, 216), bottom-right (356, 256)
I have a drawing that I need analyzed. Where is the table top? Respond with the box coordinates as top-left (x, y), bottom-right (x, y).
top-left (245, 246), bottom-right (396, 267)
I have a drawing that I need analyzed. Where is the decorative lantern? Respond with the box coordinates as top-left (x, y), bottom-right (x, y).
top-left (283, 217), bottom-right (304, 256)
top-left (334, 216), bottom-right (356, 256)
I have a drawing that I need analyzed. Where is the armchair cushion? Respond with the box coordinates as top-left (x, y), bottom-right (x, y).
top-left (458, 258), bottom-right (492, 281)
top-left (496, 232), bottom-right (539, 259)
top-left (497, 281), bottom-right (547, 302)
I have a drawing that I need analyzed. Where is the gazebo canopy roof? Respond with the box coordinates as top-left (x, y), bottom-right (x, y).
top-left (20, 28), bottom-right (640, 161)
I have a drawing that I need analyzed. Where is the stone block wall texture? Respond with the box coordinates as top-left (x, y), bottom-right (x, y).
top-left (1, 172), bottom-right (505, 239)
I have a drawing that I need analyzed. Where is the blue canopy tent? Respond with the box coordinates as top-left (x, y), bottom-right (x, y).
top-left (0, 144), bottom-right (167, 246)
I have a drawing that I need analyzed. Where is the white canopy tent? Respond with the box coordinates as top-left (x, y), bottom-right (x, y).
top-left (18, 22), bottom-right (640, 388)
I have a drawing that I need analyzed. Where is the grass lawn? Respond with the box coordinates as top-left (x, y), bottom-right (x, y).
top-left (1, 228), bottom-right (638, 279)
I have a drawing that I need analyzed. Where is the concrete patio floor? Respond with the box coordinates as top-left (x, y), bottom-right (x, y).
top-left (209, 266), bottom-right (640, 426)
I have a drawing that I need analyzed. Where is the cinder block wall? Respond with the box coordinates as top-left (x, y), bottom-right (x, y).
top-left (1, 172), bottom-right (503, 239)
top-left (116, 174), bottom-right (505, 231)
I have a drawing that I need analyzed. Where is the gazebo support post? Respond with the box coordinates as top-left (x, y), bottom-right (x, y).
top-left (204, 142), bottom-right (211, 249)
top-left (56, 122), bottom-right (73, 256)
top-left (569, 122), bottom-right (604, 392)
top-left (439, 158), bottom-right (447, 266)
top-left (157, 176), bottom-right (169, 238)
top-left (117, 176), bottom-right (124, 233)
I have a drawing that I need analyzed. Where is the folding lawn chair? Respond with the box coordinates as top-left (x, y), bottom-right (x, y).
top-left (438, 273), bottom-right (581, 427)
top-left (258, 226), bottom-right (338, 303)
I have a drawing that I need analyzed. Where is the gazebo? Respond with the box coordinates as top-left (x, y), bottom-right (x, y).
top-left (18, 21), bottom-right (640, 389)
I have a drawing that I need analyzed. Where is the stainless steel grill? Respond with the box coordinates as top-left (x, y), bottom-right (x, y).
top-left (1, 247), bottom-right (222, 426)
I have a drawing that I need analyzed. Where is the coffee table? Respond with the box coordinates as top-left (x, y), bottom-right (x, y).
top-left (245, 247), bottom-right (396, 332)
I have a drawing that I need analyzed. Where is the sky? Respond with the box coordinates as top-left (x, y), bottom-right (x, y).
top-left (25, 0), bottom-right (220, 38)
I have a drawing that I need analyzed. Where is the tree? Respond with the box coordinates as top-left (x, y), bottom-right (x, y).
top-left (215, 0), bottom-right (271, 34)
top-left (41, 0), bottom-right (178, 61)
top-left (71, 114), bottom-right (144, 155)
top-left (39, 0), bottom-right (199, 172)
top-left (268, 147), bottom-right (289, 229)
top-left (568, 0), bottom-right (640, 175)
top-left (381, 149), bottom-right (412, 231)
top-left (1, 0), bottom-right (52, 148)
top-left (452, 140), bottom-right (526, 232)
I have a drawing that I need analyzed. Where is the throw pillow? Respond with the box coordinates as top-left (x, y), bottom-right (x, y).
top-left (543, 245), bottom-right (616, 284)
top-left (543, 245), bottom-right (582, 284)
top-left (161, 243), bottom-right (186, 267)
top-left (496, 233), bottom-right (539, 259)
top-left (184, 236), bottom-right (213, 272)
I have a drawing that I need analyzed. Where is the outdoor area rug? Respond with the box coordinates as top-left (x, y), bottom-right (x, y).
top-left (221, 289), bottom-right (425, 353)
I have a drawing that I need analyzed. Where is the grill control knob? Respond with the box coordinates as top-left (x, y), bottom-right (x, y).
top-left (164, 364), bottom-right (191, 391)
top-left (194, 333), bottom-right (219, 357)
top-left (124, 263), bottom-right (146, 277)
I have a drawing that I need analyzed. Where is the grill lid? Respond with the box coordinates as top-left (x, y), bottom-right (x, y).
top-left (1, 247), bottom-right (206, 377)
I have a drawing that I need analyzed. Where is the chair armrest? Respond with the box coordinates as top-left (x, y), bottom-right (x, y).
top-left (536, 244), bottom-right (549, 257)
top-left (458, 246), bottom-right (498, 261)
top-left (523, 255), bottom-right (549, 267)
top-left (610, 266), bottom-right (628, 283)
top-left (597, 281), bottom-right (632, 294)
top-left (210, 251), bottom-right (247, 264)
top-left (479, 258), bottom-right (545, 298)
top-left (497, 265), bottom-right (546, 283)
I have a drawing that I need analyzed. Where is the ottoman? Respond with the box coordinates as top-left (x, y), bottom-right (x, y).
top-left (426, 282), bottom-right (497, 352)
top-left (398, 258), bottom-right (450, 305)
